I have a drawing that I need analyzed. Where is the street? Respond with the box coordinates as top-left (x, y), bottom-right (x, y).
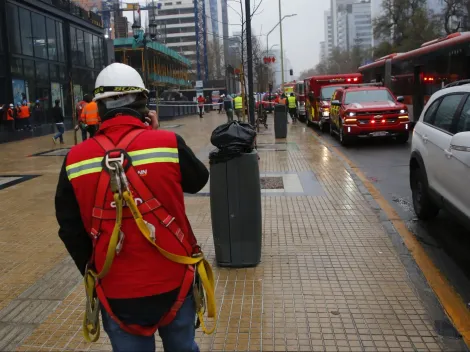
top-left (311, 124), bottom-right (470, 308)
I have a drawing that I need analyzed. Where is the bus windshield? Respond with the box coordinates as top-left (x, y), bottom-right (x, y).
top-left (320, 86), bottom-right (342, 100)
top-left (344, 89), bottom-right (394, 104)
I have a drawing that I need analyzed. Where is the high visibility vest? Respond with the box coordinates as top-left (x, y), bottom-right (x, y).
top-left (81, 101), bottom-right (100, 125)
top-left (6, 109), bottom-right (14, 121)
top-left (288, 96), bottom-right (296, 108)
top-left (234, 96), bottom-right (243, 109)
top-left (66, 116), bottom-right (202, 334)
top-left (18, 106), bottom-right (30, 118)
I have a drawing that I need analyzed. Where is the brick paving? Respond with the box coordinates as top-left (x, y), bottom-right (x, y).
top-left (0, 112), bottom-right (466, 351)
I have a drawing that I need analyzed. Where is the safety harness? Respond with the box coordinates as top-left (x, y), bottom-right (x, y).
top-left (82, 129), bottom-right (216, 342)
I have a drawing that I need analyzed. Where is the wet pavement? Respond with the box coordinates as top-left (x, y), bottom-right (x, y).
top-left (0, 112), bottom-right (468, 351)
top-left (311, 127), bottom-right (470, 313)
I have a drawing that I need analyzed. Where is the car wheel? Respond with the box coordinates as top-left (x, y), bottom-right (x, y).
top-left (329, 121), bottom-right (335, 136)
top-left (318, 118), bottom-right (324, 133)
top-left (410, 166), bottom-right (440, 220)
top-left (339, 125), bottom-right (352, 146)
top-left (396, 133), bottom-right (409, 144)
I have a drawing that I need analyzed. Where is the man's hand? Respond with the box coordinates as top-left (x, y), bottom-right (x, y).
top-left (145, 110), bottom-right (159, 130)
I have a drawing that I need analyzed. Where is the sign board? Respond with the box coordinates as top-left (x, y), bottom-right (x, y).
top-left (195, 80), bottom-right (203, 88)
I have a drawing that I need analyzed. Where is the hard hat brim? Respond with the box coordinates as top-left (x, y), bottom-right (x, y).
top-left (93, 88), bottom-right (149, 101)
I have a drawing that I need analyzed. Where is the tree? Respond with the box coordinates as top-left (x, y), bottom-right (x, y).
top-left (442, 0), bottom-right (470, 33)
top-left (373, 0), bottom-right (439, 52)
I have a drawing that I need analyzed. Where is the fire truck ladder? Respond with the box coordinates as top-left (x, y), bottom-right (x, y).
top-left (194, 0), bottom-right (209, 81)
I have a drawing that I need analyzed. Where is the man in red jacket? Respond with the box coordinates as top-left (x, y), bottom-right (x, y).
top-left (55, 63), bottom-right (210, 351)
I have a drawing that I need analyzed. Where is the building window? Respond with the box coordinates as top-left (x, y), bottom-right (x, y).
top-left (6, 4), bottom-right (21, 54)
top-left (31, 12), bottom-right (48, 59)
top-left (76, 29), bottom-right (86, 66)
top-left (36, 61), bottom-right (49, 82)
top-left (23, 59), bottom-right (35, 80)
top-left (10, 57), bottom-right (23, 77)
top-left (56, 22), bottom-right (65, 62)
top-left (46, 18), bottom-right (57, 61)
top-left (19, 8), bottom-right (33, 56)
top-left (84, 31), bottom-right (94, 68)
top-left (50, 64), bottom-right (59, 81)
top-left (92, 35), bottom-right (101, 69)
top-left (70, 26), bottom-right (78, 65)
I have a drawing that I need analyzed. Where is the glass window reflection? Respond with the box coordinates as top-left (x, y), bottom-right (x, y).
top-left (19, 8), bottom-right (33, 56)
top-left (31, 12), bottom-right (47, 59)
top-left (46, 18), bottom-right (57, 61)
top-left (76, 29), bottom-right (86, 66)
top-left (36, 62), bottom-right (49, 82)
top-left (56, 22), bottom-right (65, 62)
top-left (6, 4), bottom-right (21, 54)
top-left (84, 31), bottom-right (93, 68)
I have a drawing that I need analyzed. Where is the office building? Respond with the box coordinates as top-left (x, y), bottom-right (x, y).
top-left (154, 0), bottom-right (197, 65)
top-left (320, 41), bottom-right (326, 62)
top-left (330, 0), bottom-right (355, 46)
top-left (337, 1), bottom-right (372, 51)
top-left (324, 10), bottom-right (333, 59)
top-left (0, 0), bottom-right (109, 142)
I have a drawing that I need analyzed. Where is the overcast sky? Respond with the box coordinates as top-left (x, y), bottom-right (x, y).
top-left (227, 0), bottom-right (330, 73)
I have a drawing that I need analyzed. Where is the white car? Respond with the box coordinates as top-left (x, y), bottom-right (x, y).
top-left (410, 81), bottom-right (470, 228)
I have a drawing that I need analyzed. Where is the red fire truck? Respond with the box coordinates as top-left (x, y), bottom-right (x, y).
top-left (304, 73), bottom-right (363, 131)
top-left (294, 81), bottom-right (306, 121)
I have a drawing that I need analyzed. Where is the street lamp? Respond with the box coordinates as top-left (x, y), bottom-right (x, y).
top-left (265, 14), bottom-right (296, 62)
top-left (132, 21), bottom-right (158, 87)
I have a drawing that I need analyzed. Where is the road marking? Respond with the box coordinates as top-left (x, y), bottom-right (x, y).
top-left (317, 135), bottom-right (470, 347)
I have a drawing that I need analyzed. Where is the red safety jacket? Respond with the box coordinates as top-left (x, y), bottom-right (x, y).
top-left (66, 115), bottom-right (199, 334)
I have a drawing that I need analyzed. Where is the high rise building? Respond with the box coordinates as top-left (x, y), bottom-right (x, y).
top-left (324, 10), bottom-right (333, 59)
top-left (337, 1), bottom-right (372, 51)
top-left (320, 41), bottom-right (326, 62)
top-left (330, 0), bottom-right (355, 46)
top-left (154, 0), bottom-right (197, 65)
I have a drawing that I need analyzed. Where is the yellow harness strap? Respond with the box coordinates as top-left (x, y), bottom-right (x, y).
top-left (83, 189), bottom-right (216, 343)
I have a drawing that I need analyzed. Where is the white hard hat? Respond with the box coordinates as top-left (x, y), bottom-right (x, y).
top-left (93, 63), bottom-right (148, 101)
top-left (9, 104), bottom-right (14, 108)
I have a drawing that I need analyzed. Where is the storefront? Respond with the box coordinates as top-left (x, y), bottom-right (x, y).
top-left (0, 0), bottom-right (107, 142)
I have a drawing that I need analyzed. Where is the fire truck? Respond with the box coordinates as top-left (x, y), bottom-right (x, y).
top-left (283, 82), bottom-right (295, 95)
top-left (294, 81), bottom-right (306, 120)
top-left (304, 73), bottom-right (363, 131)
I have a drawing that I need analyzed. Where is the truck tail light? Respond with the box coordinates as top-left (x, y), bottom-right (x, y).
top-left (344, 118), bottom-right (356, 123)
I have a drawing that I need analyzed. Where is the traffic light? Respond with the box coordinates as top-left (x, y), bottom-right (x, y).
top-left (290, 69), bottom-right (293, 76)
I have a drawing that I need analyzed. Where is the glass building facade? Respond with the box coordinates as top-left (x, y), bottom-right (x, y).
top-left (0, 0), bottom-right (107, 142)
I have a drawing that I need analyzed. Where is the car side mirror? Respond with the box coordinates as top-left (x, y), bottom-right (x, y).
top-left (331, 100), bottom-right (341, 106)
top-left (450, 132), bottom-right (470, 165)
top-left (396, 96), bottom-right (405, 103)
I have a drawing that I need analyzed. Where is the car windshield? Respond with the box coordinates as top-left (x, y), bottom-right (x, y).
top-left (321, 86), bottom-right (342, 100)
top-left (297, 83), bottom-right (304, 94)
top-left (344, 90), bottom-right (394, 104)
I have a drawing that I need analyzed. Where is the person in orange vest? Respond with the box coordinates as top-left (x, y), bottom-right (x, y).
top-left (6, 104), bottom-right (15, 131)
top-left (55, 63), bottom-right (213, 351)
top-left (17, 102), bottom-right (31, 130)
top-left (80, 95), bottom-right (101, 138)
top-left (75, 95), bottom-right (91, 141)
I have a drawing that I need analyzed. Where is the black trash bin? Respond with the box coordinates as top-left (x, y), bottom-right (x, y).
top-left (274, 104), bottom-right (287, 138)
top-left (209, 122), bottom-right (262, 267)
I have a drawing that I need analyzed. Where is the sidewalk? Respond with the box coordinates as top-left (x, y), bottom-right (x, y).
top-left (0, 113), bottom-right (466, 351)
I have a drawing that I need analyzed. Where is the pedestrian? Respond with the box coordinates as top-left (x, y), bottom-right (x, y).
top-left (5, 104), bottom-right (15, 131)
top-left (233, 93), bottom-right (243, 121)
top-left (14, 103), bottom-right (21, 130)
top-left (197, 95), bottom-right (205, 118)
top-left (55, 62), bottom-right (213, 352)
top-left (75, 95), bottom-right (90, 141)
top-left (224, 94), bottom-right (234, 122)
top-left (288, 93), bottom-right (298, 123)
top-left (52, 99), bottom-right (65, 144)
top-left (18, 102), bottom-right (31, 130)
top-left (80, 94), bottom-right (100, 138)
top-left (218, 95), bottom-right (224, 114)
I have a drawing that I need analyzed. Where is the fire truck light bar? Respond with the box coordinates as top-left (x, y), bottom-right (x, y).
top-left (316, 77), bottom-right (360, 83)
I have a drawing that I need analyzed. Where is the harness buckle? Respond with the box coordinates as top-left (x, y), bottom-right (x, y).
top-left (104, 152), bottom-right (125, 171)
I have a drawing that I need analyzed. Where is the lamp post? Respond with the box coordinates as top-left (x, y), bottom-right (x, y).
top-left (265, 14), bottom-right (296, 89)
top-left (132, 20), bottom-right (157, 88)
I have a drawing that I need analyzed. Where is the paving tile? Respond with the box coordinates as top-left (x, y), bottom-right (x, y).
top-left (0, 113), bottom-right (465, 351)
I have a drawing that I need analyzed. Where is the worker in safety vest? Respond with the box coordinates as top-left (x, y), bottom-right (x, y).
top-left (55, 63), bottom-right (214, 351)
top-left (75, 95), bottom-right (91, 141)
top-left (287, 93), bottom-right (298, 124)
top-left (17, 102), bottom-right (31, 130)
top-left (6, 104), bottom-right (15, 131)
top-left (233, 94), bottom-right (243, 121)
top-left (80, 96), bottom-right (101, 138)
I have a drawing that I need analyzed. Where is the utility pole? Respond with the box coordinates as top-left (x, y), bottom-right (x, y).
top-left (245, 0), bottom-right (255, 125)
top-left (278, 0), bottom-right (285, 91)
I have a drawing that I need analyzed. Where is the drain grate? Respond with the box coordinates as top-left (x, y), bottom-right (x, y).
top-left (31, 148), bottom-right (70, 157)
top-left (260, 176), bottom-right (283, 189)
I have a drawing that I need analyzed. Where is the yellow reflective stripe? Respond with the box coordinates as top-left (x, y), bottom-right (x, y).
top-left (68, 167), bottom-right (102, 180)
top-left (66, 157), bottom-right (103, 171)
top-left (133, 157), bottom-right (179, 166)
top-left (128, 148), bottom-right (178, 156)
